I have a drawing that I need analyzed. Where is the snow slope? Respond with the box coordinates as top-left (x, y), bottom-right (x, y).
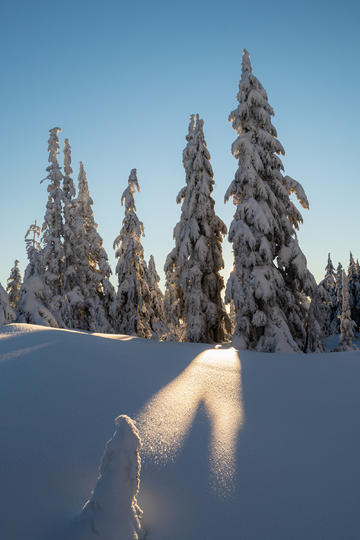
top-left (1, 324), bottom-right (360, 539)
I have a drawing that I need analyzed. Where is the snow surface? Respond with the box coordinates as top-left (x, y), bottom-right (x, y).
top-left (1, 324), bottom-right (360, 539)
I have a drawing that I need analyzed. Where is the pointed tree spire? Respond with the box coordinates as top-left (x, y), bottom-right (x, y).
top-left (336, 262), bottom-right (343, 304)
top-left (63, 139), bottom-right (76, 200)
top-left (325, 253), bottom-right (335, 283)
top-left (112, 169), bottom-right (152, 338)
top-left (241, 48), bottom-right (252, 74)
top-left (225, 50), bottom-right (316, 352)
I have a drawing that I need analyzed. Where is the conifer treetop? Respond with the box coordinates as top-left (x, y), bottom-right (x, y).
top-left (348, 251), bottom-right (357, 275)
top-left (148, 255), bottom-right (160, 285)
top-left (121, 168), bottom-right (140, 212)
top-left (47, 127), bottom-right (61, 168)
top-left (186, 114), bottom-right (195, 141)
top-left (63, 139), bottom-right (76, 200)
top-left (242, 48), bottom-right (252, 74)
top-left (25, 220), bottom-right (41, 248)
top-left (78, 161), bottom-right (92, 203)
top-left (63, 139), bottom-right (73, 175)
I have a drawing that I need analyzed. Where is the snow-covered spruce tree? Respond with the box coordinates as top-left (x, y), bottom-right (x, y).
top-left (62, 139), bottom-right (77, 297)
top-left (324, 253), bottom-right (336, 290)
top-left (146, 255), bottom-right (167, 337)
top-left (112, 169), bottom-right (152, 338)
top-left (347, 252), bottom-right (360, 326)
top-left (73, 162), bottom-right (115, 332)
top-left (225, 49), bottom-right (316, 352)
top-left (308, 253), bottom-right (339, 351)
top-left (336, 262), bottom-right (343, 301)
top-left (62, 139), bottom-right (78, 328)
top-left (6, 260), bottom-right (22, 310)
top-left (61, 139), bottom-right (86, 329)
top-left (322, 253), bottom-right (338, 336)
top-left (40, 127), bottom-right (65, 326)
top-left (307, 279), bottom-right (331, 352)
top-left (78, 415), bottom-right (143, 540)
top-left (163, 116), bottom-right (196, 339)
top-left (17, 221), bottom-right (58, 327)
top-left (163, 252), bottom-right (183, 340)
top-left (165, 115), bottom-right (230, 343)
top-left (332, 261), bottom-right (344, 334)
top-left (0, 283), bottom-right (15, 325)
top-left (336, 271), bottom-right (357, 351)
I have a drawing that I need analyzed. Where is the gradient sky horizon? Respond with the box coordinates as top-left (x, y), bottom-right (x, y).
top-left (1, 0), bottom-right (359, 291)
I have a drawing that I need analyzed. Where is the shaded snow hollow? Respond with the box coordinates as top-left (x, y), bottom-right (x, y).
top-left (1, 324), bottom-right (360, 540)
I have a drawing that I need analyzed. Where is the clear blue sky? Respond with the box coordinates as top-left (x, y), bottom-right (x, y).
top-left (1, 0), bottom-right (359, 290)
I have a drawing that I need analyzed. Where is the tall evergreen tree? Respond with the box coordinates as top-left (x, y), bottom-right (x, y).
top-left (41, 127), bottom-right (65, 325)
top-left (331, 261), bottom-right (344, 334)
top-left (17, 221), bottom-right (58, 326)
top-left (112, 169), bottom-right (152, 338)
top-left (322, 253), bottom-right (338, 335)
top-left (6, 260), bottom-right (22, 310)
top-left (225, 49), bottom-right (316, 352)
top-left (62, 138), bottom-right (77, 296)
top-left (336, 271), bottom-right (357, 351)
top-left (347, 252), bottom-right (360, 326)
top-left (163, 253), bottom-right (183, 339)
top-left (164, 116), bottom-right (196, 339)
top-left (146, 254), bottom-right (167, 337)
top-left (164, 115), bottom-right (230, 343)
top-left (308, 254), bottom-right (339, 351)
top-left (307, 279), bottom-right (331, 353)
top-left (74, 162), bottom-right (115, 332)
top-left (60, 139), bottom-right (88, 329)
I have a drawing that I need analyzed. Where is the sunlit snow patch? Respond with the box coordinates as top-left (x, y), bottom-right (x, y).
top-left (137, 347), bottom-right (243, 495)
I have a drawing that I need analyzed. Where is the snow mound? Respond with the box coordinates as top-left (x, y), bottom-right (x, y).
top-left (75, 415), bottom-right (143, 540)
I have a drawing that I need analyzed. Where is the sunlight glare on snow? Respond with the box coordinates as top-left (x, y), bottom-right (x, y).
top-left (91, 333), bottom-right (137, 341)
top-left (137, 347), bottom-right (243, 495)
top-left (0, 323), bottom-right (49, 339)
